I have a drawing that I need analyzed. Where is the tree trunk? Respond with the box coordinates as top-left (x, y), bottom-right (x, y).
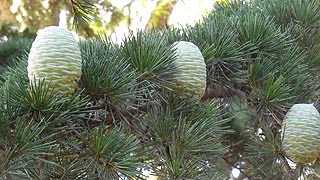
top-left (48, 0), bottom-right (62, 26)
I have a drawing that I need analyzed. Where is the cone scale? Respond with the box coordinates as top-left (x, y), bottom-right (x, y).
top-left (282, 104), bottom-right (320, 164)
top-left (28, 26), bottom-right (82, 96)
top-left (172, 41), bottom-right (206, 100)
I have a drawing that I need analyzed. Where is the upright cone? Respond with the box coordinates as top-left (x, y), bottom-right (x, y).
top-left (28, 26), bottom-right (82, 96)
top-left (172, 41), bottom-right (206, 100)
top-left (282, 104), bottom-right (320, 164)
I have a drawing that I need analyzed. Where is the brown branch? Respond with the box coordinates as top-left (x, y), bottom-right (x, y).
top-left (201, 82), bottom-right (247, 100)
top-left (69, 0), bottom-right (76, 14)
top-left (278, 154), bottom-right (295, 179)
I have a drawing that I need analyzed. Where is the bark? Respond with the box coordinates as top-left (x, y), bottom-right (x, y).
top-left (48, 0), bottom-right (62, 26)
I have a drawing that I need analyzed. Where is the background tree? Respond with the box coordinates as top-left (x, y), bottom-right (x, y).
top-left (0, 0), bottom-right (196, 38)
top-left (0, 0), bottom-right (17, 25)
top-left (145, 0), bottom-right (178, 30)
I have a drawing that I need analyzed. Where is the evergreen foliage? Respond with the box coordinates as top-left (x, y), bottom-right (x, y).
top-left (0, 38), bottom-right (33, 67)
top-left (0, 0), bottom-right (319, 179)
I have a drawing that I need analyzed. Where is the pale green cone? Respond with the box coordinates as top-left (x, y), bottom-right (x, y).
top-left (282, 104), bottom-right (320, 164)
top-left (28, 26), bottom-right (82, 96)
top-left (172, 41), bottom-right (206, 100)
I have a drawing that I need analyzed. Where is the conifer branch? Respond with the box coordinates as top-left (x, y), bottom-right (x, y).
top-left (278, 155), bottom-right (295, 179)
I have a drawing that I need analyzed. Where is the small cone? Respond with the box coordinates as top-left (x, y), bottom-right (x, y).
top-left (282, 104), bottom-right (320, 164)
top-left (28, 26), bottom-right (82, 96)
top-left (172, 41), bottom-right (206, 100)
